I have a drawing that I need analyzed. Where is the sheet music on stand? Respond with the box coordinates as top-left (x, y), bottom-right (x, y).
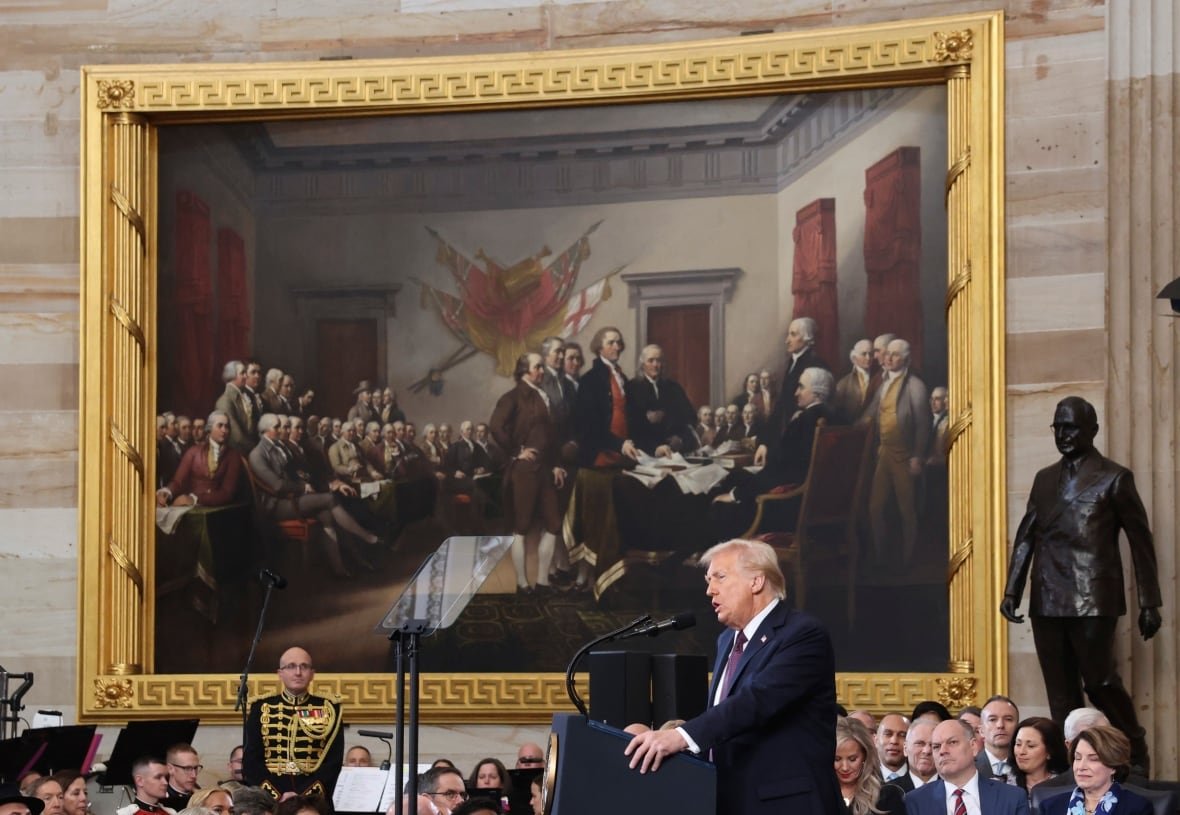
top-left (332, 765), bottom-right (431, 813)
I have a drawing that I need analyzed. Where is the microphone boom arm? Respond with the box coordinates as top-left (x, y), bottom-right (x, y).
top-left (564, 615), bottom-right (651, 718)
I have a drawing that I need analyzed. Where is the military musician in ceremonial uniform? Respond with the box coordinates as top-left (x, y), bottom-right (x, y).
top-left (243, 646), bottom-right (344, 799)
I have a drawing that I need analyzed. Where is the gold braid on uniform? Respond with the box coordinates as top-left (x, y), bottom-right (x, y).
top-left (260, 690), bottom-right (342, 776)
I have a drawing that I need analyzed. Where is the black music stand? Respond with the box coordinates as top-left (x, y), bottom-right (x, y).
top-left (98, 719), bottom-right (199, 787)
top-left (373, 535), bottom-right (512, 815)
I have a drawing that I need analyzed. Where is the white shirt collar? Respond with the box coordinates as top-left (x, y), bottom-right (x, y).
top-left (943, 771), bottom-right (980, 804)
top-left (740, 597), bottom-right (779, 644)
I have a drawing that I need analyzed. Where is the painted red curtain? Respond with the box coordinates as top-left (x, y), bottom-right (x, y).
top-left (172, 191), bottom-right (215, 416)
top-left (791, 197), bottom-right (838, 367)
top-left (216, 227), bottom-right (251, 370)
top-left (863, 146), bottom-right (923, 369)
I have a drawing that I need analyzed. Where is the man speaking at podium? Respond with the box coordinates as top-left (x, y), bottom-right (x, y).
top-left (625, 539), bottom-right (841, 815)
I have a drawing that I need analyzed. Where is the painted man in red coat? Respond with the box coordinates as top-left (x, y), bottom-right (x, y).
top-left (156, 411), bottom-right (244, 508)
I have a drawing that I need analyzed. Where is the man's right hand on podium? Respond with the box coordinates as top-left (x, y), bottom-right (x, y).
top-left (625, 728), bottom-right (688, 773)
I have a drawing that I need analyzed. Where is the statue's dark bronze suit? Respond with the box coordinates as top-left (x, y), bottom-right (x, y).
top-left (1001, 397), bottom-right (1161, 773)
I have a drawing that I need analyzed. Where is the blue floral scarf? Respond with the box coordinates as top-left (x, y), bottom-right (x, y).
top-left (1067, 782), bottom-right (1120, 815)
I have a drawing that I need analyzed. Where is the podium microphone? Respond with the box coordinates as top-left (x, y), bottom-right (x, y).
top-left (616, 611), bottom-right (695, 640)
top-left (259, 569), bottom-right (288, 589)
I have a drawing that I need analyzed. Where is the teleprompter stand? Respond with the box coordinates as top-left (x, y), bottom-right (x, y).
top-left (374, 536), bottom-right (512, 815)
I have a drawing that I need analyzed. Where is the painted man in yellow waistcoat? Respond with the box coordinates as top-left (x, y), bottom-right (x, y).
top-left (865, 338), bottom-right (931, 565)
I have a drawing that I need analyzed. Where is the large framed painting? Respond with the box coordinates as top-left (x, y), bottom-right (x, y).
top-left (78, 11), bottom-right (1006, 724)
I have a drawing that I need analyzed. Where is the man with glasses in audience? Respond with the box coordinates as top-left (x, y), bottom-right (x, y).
top-left (243, 646), bottom-right (343, 800)
top-left (417, 767), bottom-right (468, 815)
top-left (163, 744), bottom-right (201, 809)
top-left (226, 746), bottom-right (245, 784)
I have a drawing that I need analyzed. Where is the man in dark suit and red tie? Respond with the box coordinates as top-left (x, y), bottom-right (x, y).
top-left (625, 538), bottom-right (842, 815)
top-left (904, 719), bottom-right (1029, 815)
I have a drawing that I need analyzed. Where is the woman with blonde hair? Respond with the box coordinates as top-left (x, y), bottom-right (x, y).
top-left (834, 717), bottom-right (905, 815)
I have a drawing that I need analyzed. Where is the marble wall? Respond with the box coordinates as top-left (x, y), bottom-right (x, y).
top-left (3, 0), bottom-right (1177, 777)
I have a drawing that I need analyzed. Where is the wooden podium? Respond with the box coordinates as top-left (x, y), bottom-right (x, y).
top-left (543, 713), bottom-right (716, 815)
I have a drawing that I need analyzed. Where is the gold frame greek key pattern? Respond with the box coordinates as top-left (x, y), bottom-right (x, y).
top-left (78, 11), bottom-right (1006, 724)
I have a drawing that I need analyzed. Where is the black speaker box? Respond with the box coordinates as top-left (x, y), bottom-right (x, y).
top-left (587, 650), bottom-right (652, 728)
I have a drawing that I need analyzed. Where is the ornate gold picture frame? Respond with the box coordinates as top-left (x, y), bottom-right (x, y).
top-left (78, 11), bottom-right (1005, 724)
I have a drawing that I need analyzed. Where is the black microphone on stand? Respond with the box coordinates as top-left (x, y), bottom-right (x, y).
top-left (358, 729), bottom-right (394, 770)
top-left (614, 611), bottom-right (695, 640)
top-left (259, 569), bottom-right (288, 589)
top-left (563, 611), bottom-right (697, 718)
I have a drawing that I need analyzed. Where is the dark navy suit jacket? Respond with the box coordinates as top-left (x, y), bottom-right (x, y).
top-left (903, 776), bottom-right (1029, 815)
top-left (680, 601), bottom-right (841, 815)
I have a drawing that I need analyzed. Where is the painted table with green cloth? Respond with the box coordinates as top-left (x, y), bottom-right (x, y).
top-left (156, 502), bottom-right (253, 622)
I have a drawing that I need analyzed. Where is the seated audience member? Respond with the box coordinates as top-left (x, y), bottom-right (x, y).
top-left (26, 779), bottom-right (63, 815)
top-left (116, 757), bottom-right (175, 815)
top-left (225, 745), bottom-right (245, 784)
top-left (430, 759), bottom-right (458, 771)
top-left (1038, 726), bottom-right (1152, 815)
top-left (449, 801), bottom-right (498, 815)
top-left (156, 412), bottom-right (245, 508)
top-left (906, 719), bottom-right (1029, 815)
top-left (514, 743), bottom-right (545, 770)
top-left (228, 788), bottom-right (275, 815)
top-left (164, 743), bottom-right (202, 810)
top-left (345, 746), bottom-right (372, 767)
top-left (467, 759), bottom-right (510, 796)
top-left (875, 713), bottom-right (909, 783)
top-left (0, 784), bottom-right (44, 815)
top-left (47, 773), bottom-right (87, 815)
top-left (834, 718), bottom-right (904, 815)
top-left (891, 720), bottom-right (937, 792)
top-left (417, 767), bottom-right (469, 815)
top-left (1012, 717), bottom-right (1068, 798)
top-left (187, 789), bottom-right (233, 815)
top-left (911, 701), bottom-right (952, 724)
top-left (529, 778), bottom-right (543, 815)
top-left (273, 795), bottom-right (331, 815)
top-left (848, 711), bottom-right (877, 731)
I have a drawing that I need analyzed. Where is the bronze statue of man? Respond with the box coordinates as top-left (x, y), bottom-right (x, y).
top-left (1000, 396), bottom-right (1161, 773)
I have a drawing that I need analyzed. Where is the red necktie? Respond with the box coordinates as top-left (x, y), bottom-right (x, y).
top-left (718, 631), bottom-right (747, 700)
top-left (952, 788), bottom-right (966, 815)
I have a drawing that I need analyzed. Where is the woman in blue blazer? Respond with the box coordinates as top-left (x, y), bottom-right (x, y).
top-left (1039, 726), bottom-right (1152, 815)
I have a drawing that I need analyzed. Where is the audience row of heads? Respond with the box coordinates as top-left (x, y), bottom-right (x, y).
top-left (835, 696), bottom-right (1129, 796)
